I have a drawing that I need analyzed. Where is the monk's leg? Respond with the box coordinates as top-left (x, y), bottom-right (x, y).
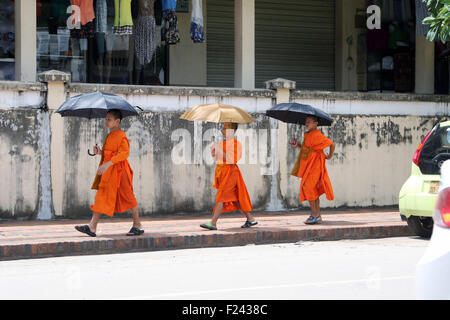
top-left (308, 199), bottom-right (320, 218)
top-left (309, 198), bottom-right (320, 218)
top-left (211, 202), bottom-right (223, 227)
top-left (234, 201), bottom-right (256, 222)
top-left (130, 205), bottom-right (142, 229)
top-left (315, 198), bottom-right (321, 217)
top-left (88, 212), bottom-right (102, 233)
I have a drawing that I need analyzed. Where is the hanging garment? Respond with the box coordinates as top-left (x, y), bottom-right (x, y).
top-left (95, 0), bottom-right (108, 33)
top-left (114, 0), bottom-right (134, 35)
top-left (70, 0), bottom-right (95, 26)
top-left (190, 0), bottom-right (204, 43)
top-left (135, 15), bottom-right (156, 65)
top-left (162, 0), bottom-right (177, 11)
top-left (161, 9), bottom-right (180, 45)
top-left (70, 20), bottom-right (95, 39)
top-left (70, 0), bottom-right (96, 38)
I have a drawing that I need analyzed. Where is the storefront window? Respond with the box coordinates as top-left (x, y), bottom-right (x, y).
top-left (358, 0), bottom-right (416, 93)
top-left (0, 0), bottom-right (15, 81)
top-left (36, 0), bottom-right (166, 85)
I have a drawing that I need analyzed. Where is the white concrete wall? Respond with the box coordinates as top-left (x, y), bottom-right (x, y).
top-left (0, 82), bottom-right (448, 219)
top-left (0, 83), bottom-right (45, 218)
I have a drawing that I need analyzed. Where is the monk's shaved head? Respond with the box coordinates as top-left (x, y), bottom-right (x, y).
top-left (306, 115), bottom-right (318, 123)
top-left (223, 122), bottom-right (238, 131)
top-left (107, 109), bottom-right (123, 121)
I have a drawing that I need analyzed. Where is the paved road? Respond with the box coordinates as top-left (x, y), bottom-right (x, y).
top-left (0, 237), bottom-right (428, 300)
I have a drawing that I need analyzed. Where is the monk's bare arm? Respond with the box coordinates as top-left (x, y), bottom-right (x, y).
top-left (97, 161), bottom-right (113, 175)
top-left (326, 143), bottom-right (335, 160)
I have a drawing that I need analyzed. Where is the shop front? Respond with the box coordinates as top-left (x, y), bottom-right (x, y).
top-left (4, 0), bottom-right (448, 94)
top-left (0, 0), bottom-right (15, 81)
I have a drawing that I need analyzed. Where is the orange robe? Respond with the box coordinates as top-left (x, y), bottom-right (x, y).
top-left (212, 138), bottom-right (253, 214)
top-left (90, 130), bottom-right (138, 216)
top-left (291, 129), bottom-right (334, 202)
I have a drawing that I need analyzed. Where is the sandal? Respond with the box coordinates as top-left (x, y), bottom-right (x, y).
top-left (304, 216), bottom-right (322, 225)
top-left (200, 222), bottom-right (217, 230)
top-left (74, 225), bottom-right (96, 237)
top-left (127, 227), bottom-right (144, 236)
top-left (241, 220), bottom-right (258, 228)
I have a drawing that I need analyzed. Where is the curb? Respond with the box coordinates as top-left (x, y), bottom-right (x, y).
top-left (0, 224), bottom-right (413, 261)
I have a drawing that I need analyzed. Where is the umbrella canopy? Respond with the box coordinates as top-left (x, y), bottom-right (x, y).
top-left (266, 103), bottom-right (333, 126)
top-left (180, 103), bottom-right (255, 123)
top-left (55, 92), bottom-right (139, 119)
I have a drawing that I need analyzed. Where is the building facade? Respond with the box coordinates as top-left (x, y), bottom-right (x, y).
top-left (2, 0), bottom-right (447, 94)
top-left (0, 0), bottom-right (449, 220)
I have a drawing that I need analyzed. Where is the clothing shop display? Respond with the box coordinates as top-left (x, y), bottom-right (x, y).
top-left (70, 20), bottom-right (95, 39)
top-left (190, 0), bottom-right (204, 43)
top-left (70, 0), bottom-right (96, 39)
top-left (114, 0), bottom-right (134, 35)
top-left (95, 0), bottom-right (108, 33)
top-left (162, 0), bottom-right (177, 11)
top-left (161, 0), bottom-right (180, 45)
top-left (70, 0), bottom-right (95, 26)
top-left (134, 0), bottom-right (156, 65)
top-left (161, 10), bottom-right (180, 44)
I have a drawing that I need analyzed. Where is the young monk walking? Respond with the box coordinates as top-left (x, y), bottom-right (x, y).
top-left (289, 115), bottom-right (335, 225)
top-left (200, 122), bottom-right (257, 230)
top-left (75, 109), bottom-right (144, 237)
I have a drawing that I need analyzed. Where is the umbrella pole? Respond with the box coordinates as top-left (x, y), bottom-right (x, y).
top-left (88, 118), bottom-right (98, 157)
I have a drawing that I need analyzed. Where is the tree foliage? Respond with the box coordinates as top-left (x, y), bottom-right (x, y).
top-left (422, 0), bottom-right (450, 43)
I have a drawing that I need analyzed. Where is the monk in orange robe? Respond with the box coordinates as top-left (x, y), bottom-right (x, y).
top-left (200, 122), bottom-right (256, 230)
top-left (290, 116), bottom-right (335, 224)
top-left (75, 109), bottom-right (143, 237)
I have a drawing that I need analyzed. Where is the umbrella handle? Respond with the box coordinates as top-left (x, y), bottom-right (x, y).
top-left (88, 143), bottom-right (98, 157)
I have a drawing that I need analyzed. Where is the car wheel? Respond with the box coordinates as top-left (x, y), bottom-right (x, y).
top-left (406, 216), bottom-right (433, 238)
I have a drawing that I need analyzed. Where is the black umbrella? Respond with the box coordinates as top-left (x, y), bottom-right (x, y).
top-left (55, 91), bottom-right (141, 155)
top-left (266, 103), bottom-right (333, 126)
top-left (55, 91), bottom-right (140, 119)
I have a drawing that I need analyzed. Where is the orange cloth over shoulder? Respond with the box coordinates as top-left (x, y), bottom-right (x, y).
top-left (292, 129), bottom-right (334, 202)
top-left (90, 130), bottom-right (137, 216)
top-left (212, 138), bottom-right (253, 214)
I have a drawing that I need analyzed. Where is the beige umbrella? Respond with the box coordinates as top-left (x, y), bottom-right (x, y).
top-left (180, 103), bottom-right (255, 123)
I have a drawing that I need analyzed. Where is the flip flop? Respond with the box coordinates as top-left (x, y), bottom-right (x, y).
top-left (241, 220), bottom-right (258, 228)
top-left (200, 222), bottom-right (217, 230)
top-left (304, 216), bottom-right (322, 225)
top-left (74, 225), bottom-right (96, 237)
top-left (127, 227), bottom-right (144, 236)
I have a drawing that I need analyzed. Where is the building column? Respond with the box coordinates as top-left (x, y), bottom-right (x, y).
top-left (38, 70), bottom-right (71, 217)
top-left (234, 0), bottom-right (255, 89)
top-left (415, 35), bottom-right (435, 94)
top-left (265, 78), bottom-right (296, 210)
top-left (15, 0), bottom-right (37, 82)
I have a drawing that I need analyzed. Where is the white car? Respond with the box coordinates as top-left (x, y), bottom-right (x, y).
top-left (416, 160), bottom-right (450, 299)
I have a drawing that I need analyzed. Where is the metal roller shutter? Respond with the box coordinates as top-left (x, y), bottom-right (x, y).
top-left (207, 0), bottom-right (235, 87)
top-left (255, 0), bottom-right (336, 90)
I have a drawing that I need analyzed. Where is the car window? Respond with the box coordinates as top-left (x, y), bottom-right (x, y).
top-left (419, 126), bottom-right (450, 175)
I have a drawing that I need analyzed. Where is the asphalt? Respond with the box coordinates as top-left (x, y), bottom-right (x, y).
top-left (0, 209), bottom-right (413, 261)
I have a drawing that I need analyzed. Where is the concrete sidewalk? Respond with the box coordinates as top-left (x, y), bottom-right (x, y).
top-left (0, 209), bottom-right (413, 261)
